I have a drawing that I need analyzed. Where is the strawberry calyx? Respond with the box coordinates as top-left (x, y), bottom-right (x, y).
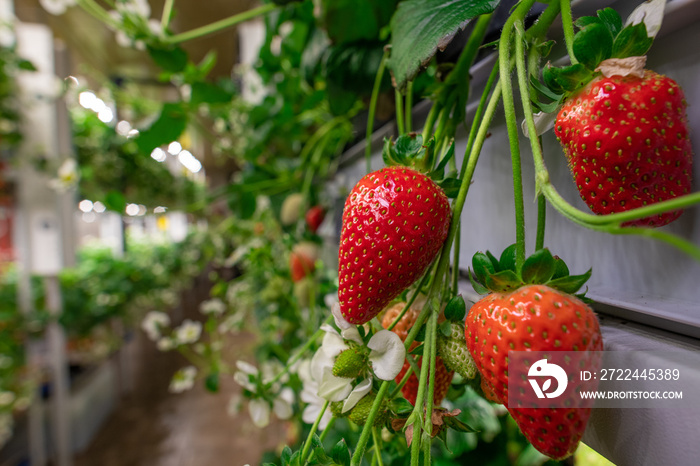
top-left (533, 5), bottom-right (657, 113)
top-left (382, 133), bottom-right (461, 198)
top-left (468, 244), bottom-right (591, 298)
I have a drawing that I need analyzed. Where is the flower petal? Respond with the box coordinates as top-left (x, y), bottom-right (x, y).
top-left (320, 325), bottom-right (348, 358)
top-left (310, 347), bottom-right (335, 382)
top-left (273, 388), bottom-right (295, 420)
top-left (342, 378), bottom-right (372, 413)
top-left (368, 330), bottom-right (406, 381)
top-left (235, 360), bottom-right (259, 376)
top-left (318, 368), bottom-right (353, 402)
top-left (341, 326), bottom-right (363, 345)
top-left (332, 303), bottom-right (353, 330)
top-left (249, 398), bottom-right (271, 428)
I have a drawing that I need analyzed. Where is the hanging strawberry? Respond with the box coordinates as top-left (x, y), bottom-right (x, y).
top-left (466, 246), bottom-right (602, 460)
top-left (534, 5), bottom-right (694, 226)
top-left (337, 134), bottom-right (454, 325)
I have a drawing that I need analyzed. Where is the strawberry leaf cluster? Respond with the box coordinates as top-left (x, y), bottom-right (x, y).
top-left (469, 245), bottom-right (591, 297)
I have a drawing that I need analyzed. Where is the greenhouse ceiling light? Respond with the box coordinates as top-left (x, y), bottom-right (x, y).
top-left (98, 107), bottom-right (113, 123)
top-left (151, 148), bottom-right (167, 162)
top-left (78, 91), bottom-right (97, 109)
top-left (93, 201), bottom-right (106, 213)
top-left (126, 203), bottom-right (140, 216)
top-left (116, 120), bottom-right (131, 136)
top-left (178, 150), bottom-right (202, 173)
top-left (168, 141), bottom-right (182, 155)
top-left (78, 199), bottom-right (93, 213)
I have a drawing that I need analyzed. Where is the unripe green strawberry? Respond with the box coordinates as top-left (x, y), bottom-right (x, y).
top-left (347, 393), bottom-right (389, 427)
top-left (338, 167), bottom-right (451, 325)
top-left (436, 321), bottom-right (477, 380)
top-left (332, 346), bottom-right (369, 379)
top-left (555, 69), bottom-right (693, 227)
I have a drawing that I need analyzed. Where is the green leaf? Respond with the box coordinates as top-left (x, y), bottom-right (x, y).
top-left (103, 191), bottom-right (126, 213)
top-left (391, 398), bottom-right (414, 415)
top-left (321, 0), bottom-right (397, 45)
top-left (443, 415), bottom-right (478, 433)
top-left (597, 7), bottom-right (623, 37)
top-left (147, 44), bottom-right (188, 72)
top-left (574, 16), bottom-right (602, 29)
top-left (572, 22), bottom-right (613, 70)
top-left (484, 270), bottom-right (522, 293)
top-left (547, 269), bottom-right (592, 294)
top-left (437, 177), bottom-right (462, 198)
top-left (498, 244), bottom-right (518, 273)
top-left (409, 343), bottom-right (424, 355)
top-left (415, 324), bottom-right (427, 342)
top-left (468, 269), bottom-right (490, 295)
top-left (395, 133), bottom-right (423, 157)
top-left (439, 320), bottom-right (453, 337)
top-left (552, 256), bottom-right (570, 279)
top-left (389, 0), bottom-right (500, 91)
top-left (471, 252), bottom-right (495, 283)
top-left (331, 439), bottom-right (351, 466)
top-left (382, 137), bottom-right (400, 166)
top-left (136, 102), bottom-right (188, 155)
top-left (521, 249), bottom-right (555, 284)
top-left (228, 190), bottom-right (257, 220)
top-left (429, 142), bottom-right (455, 179)
top-left (190, 81), bottom-right (233, 105)
top-left (611, 23), bottom-right (653, 58)
top-left (485, 251), bottom-right (500, 271)
top-left (444, 295), bottom-right (466, 321)
top-left (543, 63), bottom-right (594, 94)
top-left (17, 59), bottom-right (37, 71)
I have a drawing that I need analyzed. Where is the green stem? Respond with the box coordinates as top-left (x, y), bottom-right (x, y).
top-left (166, 3), bottom-right (277, 44)
top-left (421, 104), bottom-right (440, 143)
top-left (405, 81), bottom-right (414, 133)
top-left (421, 312), bottom-right (439, 457)
top-left (372, 427), bottom-right (385, 466)
top-left (560, 0), bottom-right (578, 64)
top-left (388, 269), bottom-right (431, 331)
top-left (536, 194), bottom-right (546, 250)
top-left (389, 364), bottom-right (414, 399)
top-left (500, 2), bottom-right (535, 271)
top-left (452, 223), bottom-right (461, 295)
top-left (350, 381), bottom-right (391, 466)
top-left (395, 88), bottom-right (406, 135)
top-left (300, 400), bottom-right (329, 465)
top-left (161, 0), bottom-right (175, 29)
top-left (366, 50), bottom-right (389, 174)
top-left (77, 0), bottom-right (121, 28)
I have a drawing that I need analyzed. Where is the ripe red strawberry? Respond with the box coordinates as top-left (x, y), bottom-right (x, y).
top-left (305, 205), bottom-right (325, 233)
top-left (382, 302), bottom-right (453, 406)
top-left (466, 284), bottom-right (603, 459)
top-left (289, 242), bottom-right (320, 282)
top-left (555, 69), bottom-right (693, 227)
top-left (338, 167), bottom-right (451, 325)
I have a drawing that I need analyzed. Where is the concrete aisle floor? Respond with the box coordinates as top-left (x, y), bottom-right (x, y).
top-left (74, 285), bottom-right (287, 466)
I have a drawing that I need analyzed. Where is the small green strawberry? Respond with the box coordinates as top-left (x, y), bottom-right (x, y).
top-left (436, 321), bottom-right (477, 380)
top-left (338, 166), bottom-right (451, 325)
top-left (332, 346), bottom-right (369, 379)
top-left (347, 393), bottom-right (389, 427)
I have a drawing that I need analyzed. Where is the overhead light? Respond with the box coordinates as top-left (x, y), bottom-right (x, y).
top-left (150, 148), bottom-right (167, 162)
top-left (168, 141), bottom-right (182, 155)
top-left (178, 150), bottom-right (202, 173)
top-left (78, 199), bottom-right (93, 212)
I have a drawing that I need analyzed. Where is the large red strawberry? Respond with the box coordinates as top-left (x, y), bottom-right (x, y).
top-left (381, 301), bottom-right (453, 406)
top-left (466, 247), bottom-right (602, 459)
top-left (555, 69), bottom-right (693, 226)
top-left (338, 167), bottom-right (451, 325)
top-left (540, 8), bottom-right (694, 227)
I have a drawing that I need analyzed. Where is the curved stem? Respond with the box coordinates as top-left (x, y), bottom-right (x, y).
top-left (366, 50), bottom-right (389, 174)
top-left (166, 3), bottom-right (277, 44)
top-left (560, 0), bottom-right (578, 64)
top-left (422, 312), bottom-right (438, 457)
top-left (77, 0), bottom-right (121, 29)
top-left (300, 400), bottom-right (329, 465)
top-left (452, 223), bottom-right (461, 295)
top-left (500, 2), bottom-right (536, 270)
top-left (421, 103), bottom-right (440, 143)
top-left (390, 364), bottom-right (414, 399)
top-left (388, 269), bottom-right (431, 331)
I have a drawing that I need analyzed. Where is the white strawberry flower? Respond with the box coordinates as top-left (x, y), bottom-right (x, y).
top-left (141, 311), bottom-right (170, 340)
top-left (169, 366), bottom-right (197, 393)
top-left (174, 319), bottom-right (202, 344)
top-left (39, 0), bottom-right (76, 16)
top-left (199, 298), bottom-right (226, 316)
top-left (233, 360), bottom-right (294, 428)
top-left (49, 159), bottom-right (79, 192)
